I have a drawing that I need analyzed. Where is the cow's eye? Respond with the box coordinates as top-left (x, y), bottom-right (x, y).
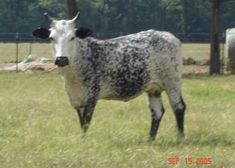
top-left (49, 37), bottom-right (54, 41)
top-left (71, 37), bottom-right (75, 41)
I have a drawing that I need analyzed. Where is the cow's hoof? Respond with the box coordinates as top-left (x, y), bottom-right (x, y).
top-left (177, 133), bottom-right (184, 143)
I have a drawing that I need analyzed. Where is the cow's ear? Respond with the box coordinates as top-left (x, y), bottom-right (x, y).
top-left (76, 27), bottom-right (92, 39)
top-left (32, 28), bottom-right (50, 39)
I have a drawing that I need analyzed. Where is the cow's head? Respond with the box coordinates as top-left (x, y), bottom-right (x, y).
top-left (32, 12), bottom-right (92, 67)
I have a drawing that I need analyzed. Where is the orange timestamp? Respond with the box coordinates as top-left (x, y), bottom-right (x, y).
top-left (167, 156), bottom-right (212, 166)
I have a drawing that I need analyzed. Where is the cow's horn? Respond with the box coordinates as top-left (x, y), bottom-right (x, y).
top-left (70, 12), bottom-right (80, 23)
top-left (44, 12), bottom-right (54, 24)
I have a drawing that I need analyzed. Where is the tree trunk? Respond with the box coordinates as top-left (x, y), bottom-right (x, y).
top-left (182, 0), bottom-right (188, 35)
top-left (210, 0), bottom-right (221, 74)
top-left (66, 0), bottom-right (79, 19)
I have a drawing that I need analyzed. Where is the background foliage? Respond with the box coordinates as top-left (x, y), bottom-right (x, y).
top-left (0, 0), bottom-right (234, 34)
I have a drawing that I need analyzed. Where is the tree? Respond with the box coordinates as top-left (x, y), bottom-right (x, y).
top-left (161, 0), bottom-right (184, 33)
top-left (210, 0), bottom-right (221, 74)
top-left (66, 0), bottom-right (79, 19)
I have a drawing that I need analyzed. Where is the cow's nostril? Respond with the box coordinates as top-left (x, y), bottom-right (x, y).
top-left (55, 56), bottom-right (69, 67)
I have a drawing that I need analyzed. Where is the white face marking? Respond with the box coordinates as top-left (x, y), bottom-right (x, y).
top-left (49, 20), bottom-right (76, 60)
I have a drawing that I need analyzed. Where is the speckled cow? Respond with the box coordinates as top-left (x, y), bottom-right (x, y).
top-left (33, 13), bottom-right (186, 140)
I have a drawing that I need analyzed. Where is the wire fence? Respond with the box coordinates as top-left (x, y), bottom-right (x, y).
top-left (0, 32), bottom-right (227, 74)
top-left (0, 32), bottom-right (226, 42)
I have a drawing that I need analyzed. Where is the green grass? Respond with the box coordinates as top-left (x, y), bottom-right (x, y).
top-left (0, 73), bottom-right (234, 167)
top-left (182, 43), bottom-right (210, 60)
top-left (0, 43), bottom-right (210, 63)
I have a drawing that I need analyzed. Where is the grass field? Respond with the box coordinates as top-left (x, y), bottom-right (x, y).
top-left (0, 43), bottom-right (211, 63)
top-left (0, 43), bottom-right (51, 63)
top-left (0, 73), bottom-right (234, 168)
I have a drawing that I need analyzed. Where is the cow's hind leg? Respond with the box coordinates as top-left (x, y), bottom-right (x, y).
top-left (148, 91), bottom-right (165, 141)
top-left (167, 88), bottom-right (186, 140)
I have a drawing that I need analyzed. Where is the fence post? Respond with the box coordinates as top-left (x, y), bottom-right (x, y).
top-left (220, 32), bottom-right (225, 74)
top-left (29, 41), bottom-right (32, 56)
top-left (16, 32), bottom-right (19, 72)
top-left (210, 0), bottom-right (221, 74)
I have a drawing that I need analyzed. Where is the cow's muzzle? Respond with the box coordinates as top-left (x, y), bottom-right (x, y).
top-left (55, 56), bottom-right (69, 67)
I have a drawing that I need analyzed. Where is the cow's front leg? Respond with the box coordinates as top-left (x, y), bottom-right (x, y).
top-left (75, 107), bottom-right (84, 128)
top-left (75, 95), bottom-right (98, 133)
top-left (82, 96), bottom-right (98, 133)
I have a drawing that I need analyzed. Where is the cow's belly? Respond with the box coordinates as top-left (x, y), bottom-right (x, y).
top-left (100, 86), bottom-right (145, 102)
top-left (99, 73), bottom-right (150, 101)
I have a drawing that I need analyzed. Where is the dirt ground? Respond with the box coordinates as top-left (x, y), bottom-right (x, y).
top-left (183, 65), bottom-right (209, 76)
